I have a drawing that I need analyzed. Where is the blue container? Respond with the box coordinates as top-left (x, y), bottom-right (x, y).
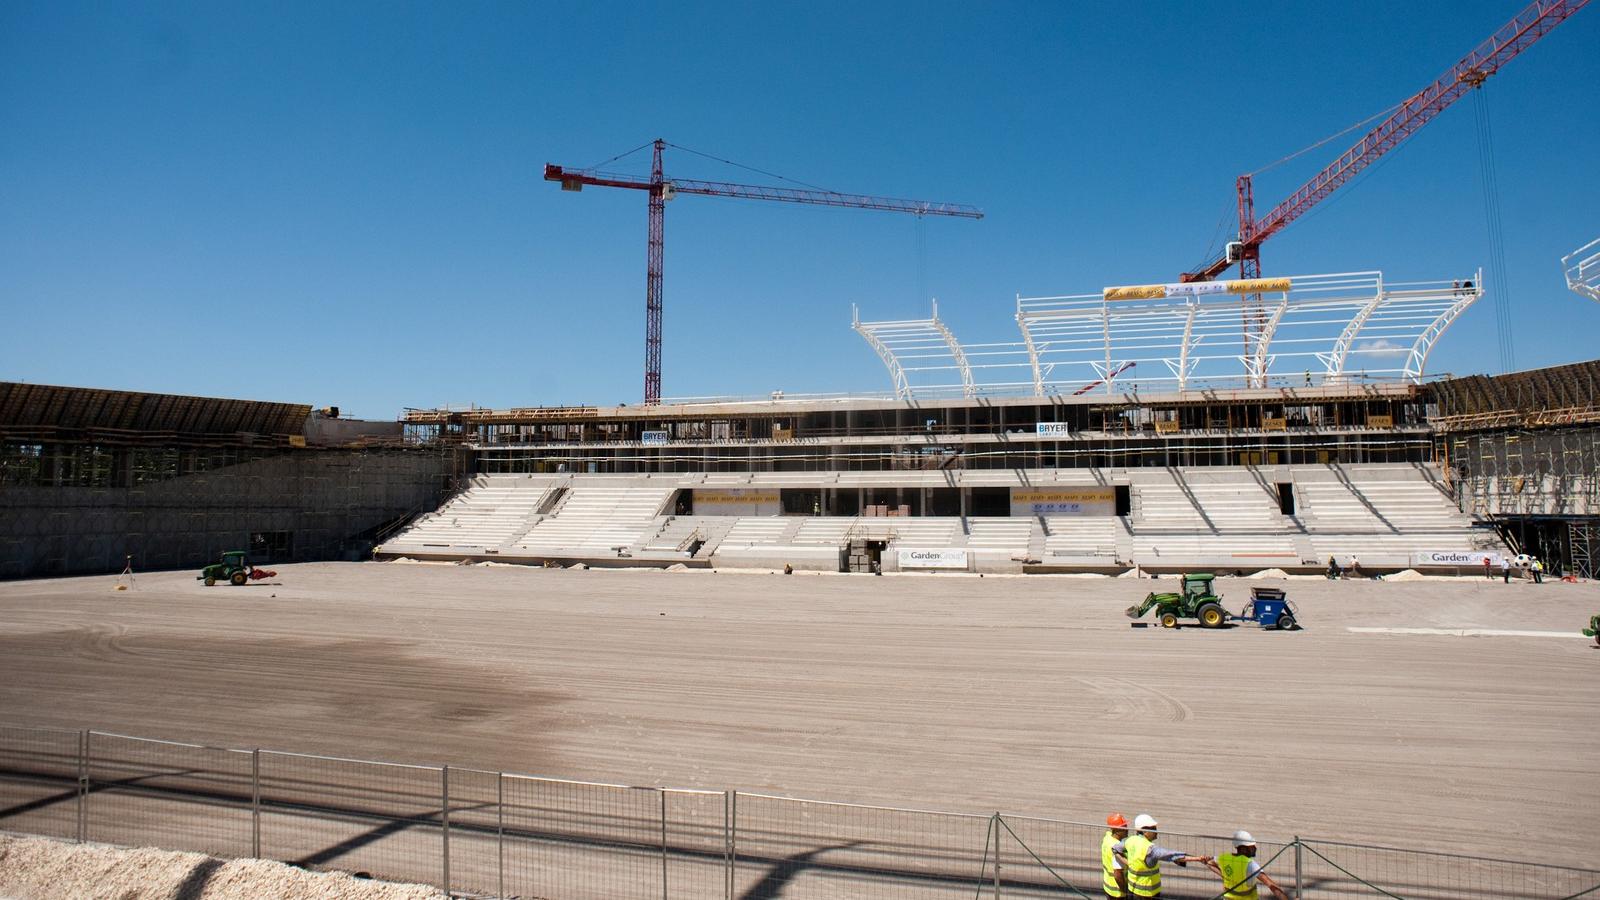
top-left (1243, 588), bottom-right (1297, 630)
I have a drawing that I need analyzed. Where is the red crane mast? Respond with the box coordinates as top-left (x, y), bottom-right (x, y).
top-left (1179, 0), bottom-right (1589, 367)
top-left (545, 140), bottom-right (983, 404)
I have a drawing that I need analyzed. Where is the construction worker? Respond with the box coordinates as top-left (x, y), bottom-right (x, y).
top-left (1203, 830), bottom-right (1290, 900)
top-left (1532, 557), bottom-right (1544, 584)
top-left (1113, 814), bottom-right (1209, 898)
top-left (1102, 813), bottom-right (1130, 897)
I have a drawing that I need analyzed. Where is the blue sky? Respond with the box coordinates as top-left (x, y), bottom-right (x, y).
top-left (3, 1), bottom-right (1597, 417)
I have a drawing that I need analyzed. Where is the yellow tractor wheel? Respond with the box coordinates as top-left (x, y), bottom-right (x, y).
top-left (1159, 612), bottom-right (1179, 629)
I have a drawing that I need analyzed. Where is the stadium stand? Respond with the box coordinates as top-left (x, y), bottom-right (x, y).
top-left (510, 482), bottom-right (674, 556)
top-left (375, 475), bottom-right (559, 554)
top-left (377, 464), bottom-right (1501, 571)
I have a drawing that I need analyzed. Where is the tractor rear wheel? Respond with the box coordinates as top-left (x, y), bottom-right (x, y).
top-left (1277, 614), bottom-right (1296, 631)
top-left (1159, 612), bottom-right (1179, 629)
top-left (1197, 602), bottom-right (1225, 628)
top-left (230, 571), bottom-right (247, 586)
top-left (204, 576), bottom-right (216, 587)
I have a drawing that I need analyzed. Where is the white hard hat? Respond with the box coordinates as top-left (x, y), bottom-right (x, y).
top-left (1133, 814), bottom-right (1158, 831)
top-left (1233, 830), bottom-right (1256, 847)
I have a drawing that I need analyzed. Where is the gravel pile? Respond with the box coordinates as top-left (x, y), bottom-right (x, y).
top-left (0, 834), bottom-right (444, 900)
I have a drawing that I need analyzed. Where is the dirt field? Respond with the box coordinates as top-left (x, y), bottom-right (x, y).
top-left (1, 562), bottom-right (1595, 857)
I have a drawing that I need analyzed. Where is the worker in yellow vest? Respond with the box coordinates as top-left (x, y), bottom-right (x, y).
top-left (1101, 812), bottom-right (1130, 897)
top-left (1203, 831), bottom-right (1289, 900)
top-left (1112, 814), bottom-right (1210, 898)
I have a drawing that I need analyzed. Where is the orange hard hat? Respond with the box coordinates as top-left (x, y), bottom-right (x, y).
top-left (1107, 813), bottom-right (1129, 828)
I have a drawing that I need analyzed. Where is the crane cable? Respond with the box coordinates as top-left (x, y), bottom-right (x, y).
top-left (1473, 87), bottom-right (1517, 373)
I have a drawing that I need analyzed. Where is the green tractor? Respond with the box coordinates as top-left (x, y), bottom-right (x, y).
top-left (197, 550), bottom-right (275, 587)
top-left (1127, 572), bottom-right (1229, 629)
top-left (1584, 614), bottom-right (1600, 648)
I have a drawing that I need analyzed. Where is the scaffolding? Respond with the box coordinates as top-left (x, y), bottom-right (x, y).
top-left (1564, 236), bottom-right (1600, 304)
top-left (852, 270), bottom-right (1484, 398)
top-left (850, 301), bottom-right (976, 400)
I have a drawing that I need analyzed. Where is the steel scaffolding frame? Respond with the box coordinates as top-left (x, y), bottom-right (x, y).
top-left (1564, 236), bottom-right (1600, 304)
top-left (851, 301), bottom-right (977, 400)
top-left (851, 271), bottom-right (1483, 399)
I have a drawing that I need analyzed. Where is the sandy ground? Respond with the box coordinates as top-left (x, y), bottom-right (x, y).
top-left (0, 832), bottom-right (443, 899)
top-left (0, 561), bottom-right (1596, 861)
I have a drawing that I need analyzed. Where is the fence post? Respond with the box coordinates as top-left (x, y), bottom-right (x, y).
top-left (1293, 836), bottom-right (1303, 900)
top-left (497, 773), bottom-right (504, 900)
top-left (991, 814), bottom-right (1002, 899)
top-left (76, 729), bottom-right (87, 843)
top-left (660, 789), bottom-right (669, 900)
top-left (251, 749), bottom-right (261, 858)
top-left (441, 766), bottom-right (451, 893)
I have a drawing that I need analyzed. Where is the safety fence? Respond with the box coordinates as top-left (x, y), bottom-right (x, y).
top-left (1, 724), bottom-right (1595, 899)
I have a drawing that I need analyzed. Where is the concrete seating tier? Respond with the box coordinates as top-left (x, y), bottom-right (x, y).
top-left (1129, 532), bottom-right (1298, 565)
top-left (883, 518), bottom-right (960, 547)
top-left (1295, 479), bottom-right (1467, 533)
top-left (793, 518), bottom-right (858, 545)
top-left (513, 484), bottom-right (675, 555)
top-left (383, 475), bottom-right (558, 552)
top-left (965, 518), bottom-right (1035, 557)
top-left (1043, 518), bottom-right (1118, 559)
top-left (641, 516), bottom-right (718, 553)
top-left (718, 518), bottom-right (792, 547)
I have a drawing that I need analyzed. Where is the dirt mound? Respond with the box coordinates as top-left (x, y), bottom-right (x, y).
top-left (0, 833), bottom-right (444, 900)
top-left (1384, 568), bottom-right (1430, 582)
top-left (1248, 568), bottom-right (1291, 579)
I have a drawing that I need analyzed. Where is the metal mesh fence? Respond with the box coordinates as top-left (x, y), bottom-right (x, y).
top-left (85, 732), bottom-right (253, 859)
top-left (500, 774), bottom-right (664, 900)
top-left (1, 723), bottom-right (1597, 900)
top-left (733, 792), bottom-right (990, 899)
top-left (1296, 838), bottom-right (1600, 899)
top-left (442, 766), bottom-right (502, 898)
top-left (0, 724), bottom-right (80, 841)
top-left (257, 750), bottom-right (443, 888)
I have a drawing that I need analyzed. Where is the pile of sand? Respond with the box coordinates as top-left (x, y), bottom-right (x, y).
top-left (0, 834), bottom-right (444, 900)
top-left (1248, 568), bottom-right (1291, 579)
top-left (1384, 568), bottom-right (1430, 582)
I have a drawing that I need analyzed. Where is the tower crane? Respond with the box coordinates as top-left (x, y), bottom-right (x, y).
top-left (545, 140), bottom-right (983, 405)
top-left (1179, 0), bottom-right (1590, 370)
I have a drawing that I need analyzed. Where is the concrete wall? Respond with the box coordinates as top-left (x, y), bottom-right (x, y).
top-left (0, 448), bottom-right (457, 579)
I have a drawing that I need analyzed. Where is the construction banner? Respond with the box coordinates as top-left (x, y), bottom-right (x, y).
top-left (1011, 488), bottom-right (1116, 516)
top-left (693, 490), bottom-right (780, 516)
top-left (1103, 276), bottom-right (1291, 301)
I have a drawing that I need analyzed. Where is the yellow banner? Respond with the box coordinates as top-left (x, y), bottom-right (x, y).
top-left (1102, 284), bottom-right (1167, 301)
top-left (1103, 276), bottom-right (1292, 301)
top-left (697, 490), bottom-right (779, 504)
top-left (1012, 488), bottom-right (1117, 504)
top-left (1262, 417), bottom-right (1288, 431)
top-left (1227, 277), bottom-right (1291, 295)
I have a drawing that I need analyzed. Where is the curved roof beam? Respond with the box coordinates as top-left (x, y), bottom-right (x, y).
top-left (852, 304), bottom-right (912, 399)
top-left (852, 301), bottom-right (975, 399)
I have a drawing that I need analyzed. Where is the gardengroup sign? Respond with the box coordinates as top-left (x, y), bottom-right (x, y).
top-left (897, 548), bottom-right (969, 570)
top-left (1410, 550), bottom-right (1503, 568)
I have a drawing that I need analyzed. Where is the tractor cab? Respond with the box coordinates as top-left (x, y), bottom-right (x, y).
top-left (1181, 573), bottom-right (1216, 601)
